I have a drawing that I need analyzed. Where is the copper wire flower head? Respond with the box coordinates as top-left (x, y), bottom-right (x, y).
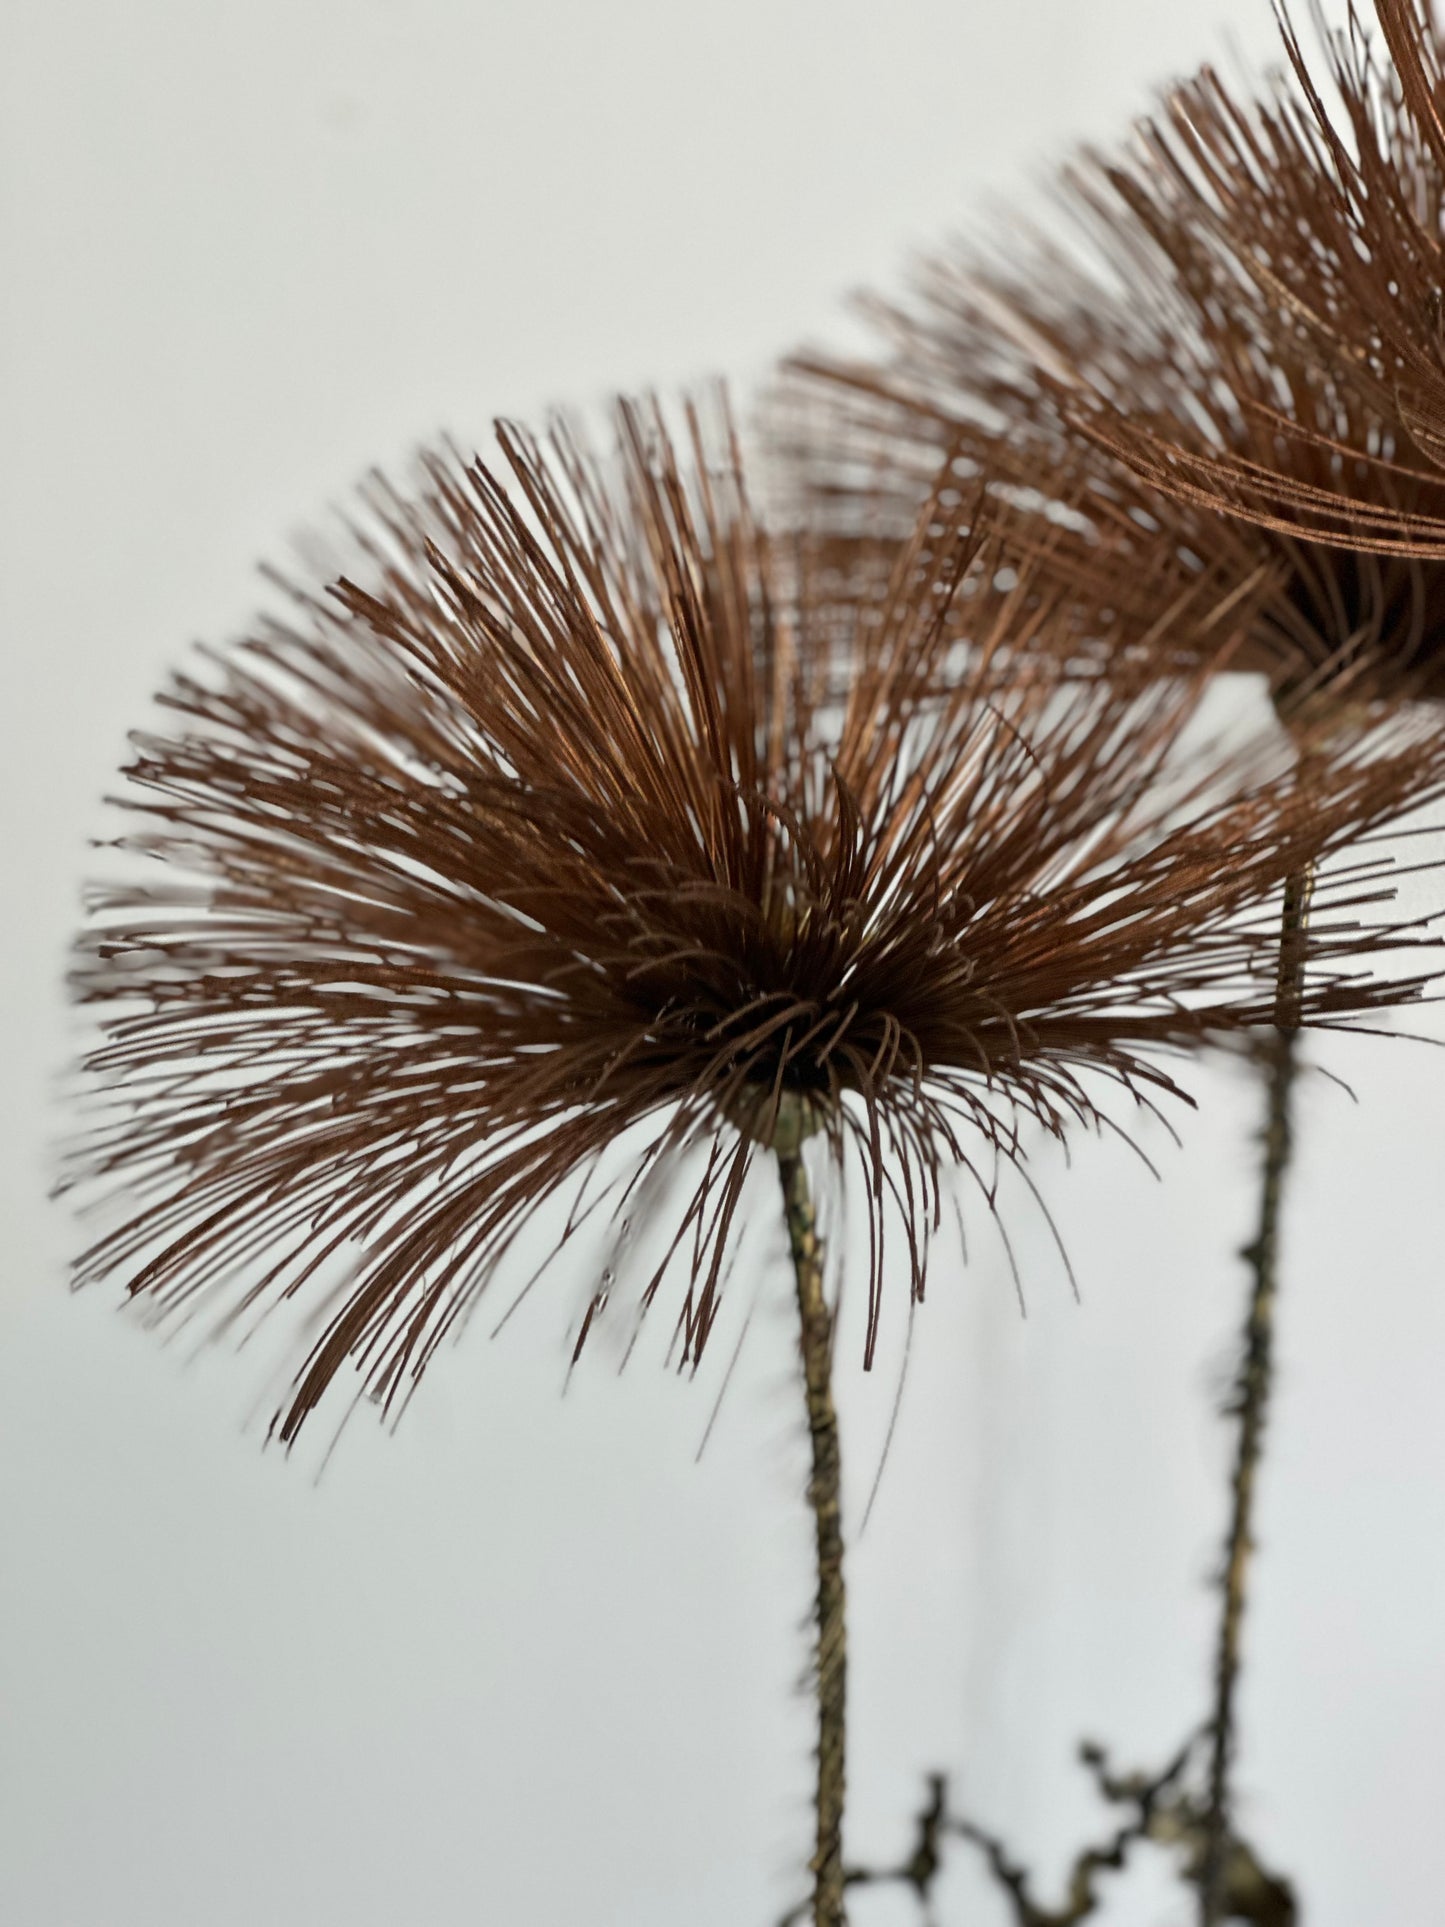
top-left (63, 397), bottom-right (1445, 1441)
top-left (778, 1), bottom-right (1445, 710)
top-left (1065, 0), bottom-right (1445, 555)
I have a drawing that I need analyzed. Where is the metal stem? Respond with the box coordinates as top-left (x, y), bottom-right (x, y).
top-left (778, 1146), bottom-right (847, 1927)
top-left (1199, 864), bottom-right (1312, 1925)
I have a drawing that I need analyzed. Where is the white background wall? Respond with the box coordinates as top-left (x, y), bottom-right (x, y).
top-left (5, 2), bottom-right (1443, 1922)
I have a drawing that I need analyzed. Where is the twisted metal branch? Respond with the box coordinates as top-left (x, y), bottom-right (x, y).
top-left (780, 1740), bottom-right (1294, 1927)
top-left (1200, 863), bottom-right (1313, 1925)
top-left (779, 1145), bottom-right (847, 1927)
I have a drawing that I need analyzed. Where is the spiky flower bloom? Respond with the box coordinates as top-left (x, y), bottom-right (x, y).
top-left (1066, 0), bottom-right (1445, 554)
top-left (779, 3), bottom-right (1445, 710)
top-left (63, 399), bottom-right (1443, 1444)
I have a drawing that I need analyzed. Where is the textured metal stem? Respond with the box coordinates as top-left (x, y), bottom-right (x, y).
top-left (779, 1147), bottom-right (847, 1927)
top-left (1200, 864), bottom-right (1312, 1925)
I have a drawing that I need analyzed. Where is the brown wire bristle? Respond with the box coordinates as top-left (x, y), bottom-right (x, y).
top-left (61, 397), bottom-right (1445, 1444)
top-left (1070, 0), bottom-right (1445, 553)
top-left (776, 2), bottom-right (1445, 709)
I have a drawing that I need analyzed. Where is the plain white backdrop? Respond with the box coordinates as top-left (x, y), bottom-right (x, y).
top-left (4, 2), bottom-right (1444, 1922)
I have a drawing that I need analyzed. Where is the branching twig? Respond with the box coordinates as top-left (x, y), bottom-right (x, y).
top-left (948, 1739), bottom-right (1196, 1927)
top-left (785, 1738), bottom-right (1296, 1927)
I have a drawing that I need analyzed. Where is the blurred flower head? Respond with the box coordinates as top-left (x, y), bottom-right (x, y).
top-left (778, 2), bottom-right (1445, 712)
top-left (63, 397), bottom-right (1445, 1441)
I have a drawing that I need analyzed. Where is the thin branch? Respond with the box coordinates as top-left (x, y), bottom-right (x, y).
top-left (777, 1729), bottom-right (1297, 1925)
top-left (948, 1738), bottom-right (1196, 1927)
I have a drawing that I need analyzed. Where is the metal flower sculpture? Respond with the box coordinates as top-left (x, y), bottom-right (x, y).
top-left (64, 397), bottom-right (1444, 1927)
